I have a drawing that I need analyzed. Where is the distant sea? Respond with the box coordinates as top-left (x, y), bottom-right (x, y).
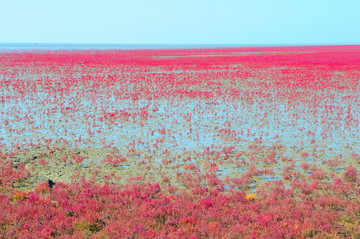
top-left (0, 43), bottom-right (286, 51)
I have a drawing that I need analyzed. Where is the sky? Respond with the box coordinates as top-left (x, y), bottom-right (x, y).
top-left (1, 0), bottom-right (359, 45)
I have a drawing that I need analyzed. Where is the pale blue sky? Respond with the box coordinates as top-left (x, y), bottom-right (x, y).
top-left (1, 0), bottom-right (359, 45)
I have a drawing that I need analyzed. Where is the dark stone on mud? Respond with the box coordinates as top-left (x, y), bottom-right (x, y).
top-left (48, 179), bottom-right (56, 188)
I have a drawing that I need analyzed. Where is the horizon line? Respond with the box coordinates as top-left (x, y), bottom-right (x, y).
top-left (1, 42), bottom-right (360, 46)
